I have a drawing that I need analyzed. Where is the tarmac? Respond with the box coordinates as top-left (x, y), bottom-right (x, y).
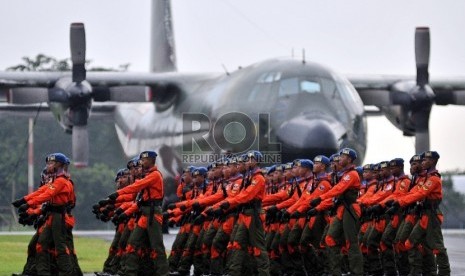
top-left (80, 229), bottom-right (465, 275)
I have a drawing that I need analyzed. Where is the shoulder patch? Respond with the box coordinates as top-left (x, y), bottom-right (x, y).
top-left (47, 183), bottom-right (55, 190)
top-left (384, 184), bottom-right (393, 191)
top-left (425, 180), bottom-right (432, 187)
top-left (251, 180), bottom-right (257, 186)
top-left (343, 175), bottom-right (351, 181)
top-left (319, 185), bottom-right (325, 191)
top-left (399, 181), bottom-right (406, 191)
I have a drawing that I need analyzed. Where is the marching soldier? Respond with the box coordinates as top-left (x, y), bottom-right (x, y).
top-left (310, 148), bottom-right (364, 276)
top-left (216, 150), bottom-right (270, 276)
top-left (106, 150), bottom-right (169, 276)
top-left (17, 153), bottom-right (77, 276)
top-left (388, 151), bottom-right (451, 276)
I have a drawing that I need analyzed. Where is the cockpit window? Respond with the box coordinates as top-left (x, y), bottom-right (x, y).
top-left (257, 72), bottom-right (282, 83)
top-left (278, 78), bottom-right (321, 98)
top-left (300, 80), bottom-right (321, 94)
top-left (279, 77), bottom-right (299, 97)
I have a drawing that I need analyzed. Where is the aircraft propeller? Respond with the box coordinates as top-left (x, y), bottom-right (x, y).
top-left (409, 27), bottom-right (434, 154)
top-left (6, 23), bottom-right (151, 167)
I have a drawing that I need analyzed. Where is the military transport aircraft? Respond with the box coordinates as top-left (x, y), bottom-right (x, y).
top-left (1, 0), bottom-right (465, 202)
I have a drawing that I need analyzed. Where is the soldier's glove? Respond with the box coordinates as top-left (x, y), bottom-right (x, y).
top-left (99, 214), bottom-right (110, 222)
top-left (179, 204), bottom-right (187, 212)
top-left (18, 203), bottom-right (30, 213)
top-left (167, 203), bottom-right (177, 210)
top-left (281, 212), bottom-right (290, 223)
top-left (306, 208), bottom-right (318, 218)
top-left (310, 197), bottom-right (322, 207)
top-left (385, 201), bottom-right (400, 216)
top-left (281, 211), bottom-right (291, 220)
top-left (220, 201), bottom-right (230, 210)
top-left (98, 198), bottom-right (111, 207)
top-left (118, 213), bottom-right (129, 222)
top-left (192, 202), bottom-right (201, 211)
top-left (193, 214), bottom-right (206, 225)
top-left (101, 208), bottom-right (111, 216)
top-left (19, 211), bottom-right (29, 219)
top-left (18, 217), bottom-right (28, 226)
top-left (213, 208), bottom-right (224, 217)
top-left (266, 205), bottom-right (278, 215)
top-left (275, 210), bottom-right (283, 220)
top-left (12, 198), bottom-right (26, 208)
top-left (114, 208), bottom-right (124, 216)
top-left (291, 211), bottom-right (302, 219)
top-left (107, 192), bottom-right (119, 201)
top-left (205, 207), bottom-right (215, 217)
top-left (111, 214), bottom-right (119, 225)
top-left (371, 204), bottom-right (383, 215)
top-left (384, 199), bottom-right (395, 207)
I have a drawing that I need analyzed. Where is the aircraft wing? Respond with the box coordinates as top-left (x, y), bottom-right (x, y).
top-left (348, 74), bottom-right (465, 106)
top-left (0, 71), bottom-right (216, 102)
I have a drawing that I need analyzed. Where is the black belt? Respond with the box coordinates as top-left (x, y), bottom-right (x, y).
top-left (139, 199), bottom-right (163, 207)
top-left (47, 205), bottom-right (67, 213)
top-left (423, 201), bottom-right (440, 210)
top-left (241, 200), bottom-right (261, 210)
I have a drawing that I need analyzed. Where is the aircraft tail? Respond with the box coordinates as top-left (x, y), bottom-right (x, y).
top-left (150, 0), bottom-right (177, 72)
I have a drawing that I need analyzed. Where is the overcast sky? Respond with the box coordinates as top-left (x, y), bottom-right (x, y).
top-left (1, 0), bottom-right (465, 171)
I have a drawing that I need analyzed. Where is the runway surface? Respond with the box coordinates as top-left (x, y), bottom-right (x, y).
top-left (76, 229), bottom-right (465, 275)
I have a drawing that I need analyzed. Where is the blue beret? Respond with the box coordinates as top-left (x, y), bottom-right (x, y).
top-left (296, 159), bottom-right (314, 169)
top-left (193, 167), bottom-right (208, 177)
top-left (267, 165), bottom-right (276, 175)
top-left (115, 168), bottom-right (127, 181)
top-left (329, 153), bottom-right (340, 162)
top-left (139, 150), bottom-right (157, 159)
top-left (237, 154), bottom-right (248, 162)
top-left (379, 161), bottom-right (390, 169)
top-left (362, 164), bottom-right (374, 171)
top-left (389, 158), bottom-right (404, 167)
top-left (183, 165), bottom-right (195, 173)
top-left (339, 148), bottom-right (357, 160)
top-left (246, 150), bottom-right (263, 161)
top-left (410, 154), bottom-right (421, 163)
top-left (46, 153), bottom-right (68, 164)
top-left (314, 155), bottom-right (330, 166)
top-left (355, 166), bottom-right (363, 175)
top-left (421, 151), bottom-right (440, 160)
top-left (275, 164), bottom-right (284, 172)
top-left (261, 167), bottom-right (270, 174)
top-left (127, 157), bottom-right (139, 169)
top-left (283, 162), bottom-right (294, 170)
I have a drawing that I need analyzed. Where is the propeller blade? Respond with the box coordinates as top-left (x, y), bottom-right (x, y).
top-left (415, 27), bottom-right (430, 87)
top-left (72, 125), bottom-right (89, 168)
top-left (415, 131), bottom-right (429, 154)
top-left (70, 23), bottom-right (86, 83)
top-left (411, 106), bottom-right (431, 153)
top-left (8, 88), bottom-right (49, 104)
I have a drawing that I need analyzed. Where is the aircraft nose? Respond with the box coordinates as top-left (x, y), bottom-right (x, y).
top-left (276, 117), bottom-right (340, 161)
